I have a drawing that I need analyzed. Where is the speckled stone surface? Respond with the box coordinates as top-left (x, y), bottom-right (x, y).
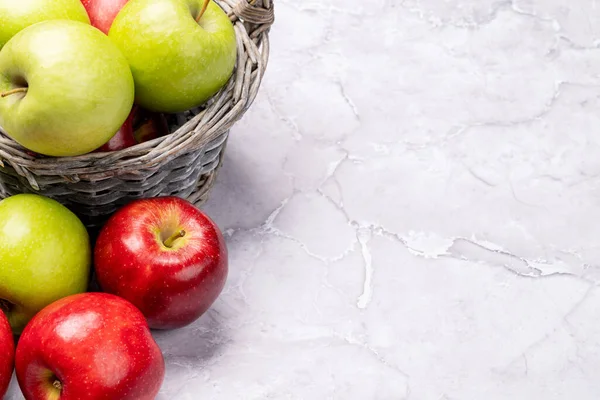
top-left (8, 0), bottom-right (600, 398)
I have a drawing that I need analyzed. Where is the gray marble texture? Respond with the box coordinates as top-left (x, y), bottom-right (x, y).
top-left (8, 0), bottom-right (600, 398)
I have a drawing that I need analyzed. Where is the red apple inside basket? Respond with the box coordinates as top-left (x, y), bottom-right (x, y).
top-left (94, 196), bottom-right (228, 329)
top-left (96, 106), bottom-right (170, 152)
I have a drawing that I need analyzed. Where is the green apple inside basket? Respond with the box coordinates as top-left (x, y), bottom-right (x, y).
top-left (0, 0), bottom-right (274, 228)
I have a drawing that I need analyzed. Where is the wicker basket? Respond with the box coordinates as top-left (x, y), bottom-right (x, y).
top-left (0, 0), bottom-right (274, 229)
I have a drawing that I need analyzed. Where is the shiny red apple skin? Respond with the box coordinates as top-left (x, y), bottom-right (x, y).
top-left (0, 311), bottom-right (14, 399)
top-left (80, 0), bottom-right (129, 34)
top-left (15, 292), bottom-right (164, 400)
top-left (94, 196), bottom-right (228, 330)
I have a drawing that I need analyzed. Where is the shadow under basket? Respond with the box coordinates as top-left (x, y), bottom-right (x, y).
top-left (0, 0), bottom-right (275, 230)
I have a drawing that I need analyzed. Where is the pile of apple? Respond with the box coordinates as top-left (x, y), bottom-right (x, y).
top-left (0, 193), bottom-right (228, 399)
top-left (0, 0), bottom-right (237, 156)
top-left (0, 1), bottom-right (237, 397)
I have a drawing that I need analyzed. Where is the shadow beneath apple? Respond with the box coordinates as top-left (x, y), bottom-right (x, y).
top-left (153, 307), bottom-right (230, 360)
top-left (151, 308), bottom-right (231, 398)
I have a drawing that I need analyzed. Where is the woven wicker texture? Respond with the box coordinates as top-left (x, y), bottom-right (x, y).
top-left (0, 0), bottom-right (274, 228)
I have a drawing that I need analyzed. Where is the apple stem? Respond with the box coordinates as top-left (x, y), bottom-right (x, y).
top-left (195, 0), bottom-right (210, 23)
top-left (53, 380), bottom-right (62, 391)
top-left (164, 230), bottom-right (186, 248)
top-left (1, 87), bottom-right (28, 98)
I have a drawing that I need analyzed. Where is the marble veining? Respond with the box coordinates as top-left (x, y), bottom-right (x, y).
top-left (8, 0), bottom-right (600, 398)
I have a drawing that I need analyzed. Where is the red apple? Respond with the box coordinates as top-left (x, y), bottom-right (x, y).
top-left (96, 106), bottom-right (169, 152)
top-left (80, 0), bottom-right (129, 34)
top-left (97, 106), bottom-right (137, 152)
top-left (132, 107), bottom-right (170, 144)
top-left (0, 311), bottom-right (14, 399)
top-left (15, 293), bottom-right (164, 400)
top-left (94, 196), bottom-right (228, 330)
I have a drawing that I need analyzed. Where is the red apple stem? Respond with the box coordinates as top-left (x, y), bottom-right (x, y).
top-left (53, 380), bottom-right (62, 391)
top-left (1, 87), bottom-right (27, 97)
top-left (164, 230), bottom-right (186, 248)
top-left (196, 0), bottom-right (210, 23)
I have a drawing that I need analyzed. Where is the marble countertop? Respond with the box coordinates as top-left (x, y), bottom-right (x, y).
top-left (8, 0), bottom-right (600, 398)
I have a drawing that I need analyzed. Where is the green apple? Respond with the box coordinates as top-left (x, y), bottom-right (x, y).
top-left (0, 0), bottom-right (90, 49)
top-left (0, 20), bottom-right (135, 157)
top-left (108, 0), bottom-right (237, 113)
top-left (0, 194), bottom-right (91, 334)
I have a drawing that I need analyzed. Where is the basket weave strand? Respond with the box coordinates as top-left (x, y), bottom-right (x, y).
top-left (0, 0), bottom-right (274, 228)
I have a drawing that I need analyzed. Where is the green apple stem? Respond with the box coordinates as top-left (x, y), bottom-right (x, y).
top-left (1, 87), bottom-right (28, 97)
top-left (164, 230), bottom-right (186, 248)
top-left (195, 0), bottom-right (210, 23)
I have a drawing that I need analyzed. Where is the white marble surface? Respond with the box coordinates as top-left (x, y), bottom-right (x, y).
top-left (9, 0), bottom-right (600, 398)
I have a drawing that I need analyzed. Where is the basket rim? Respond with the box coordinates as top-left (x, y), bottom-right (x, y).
top-left (0, 0), bottom-right (274, 183)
